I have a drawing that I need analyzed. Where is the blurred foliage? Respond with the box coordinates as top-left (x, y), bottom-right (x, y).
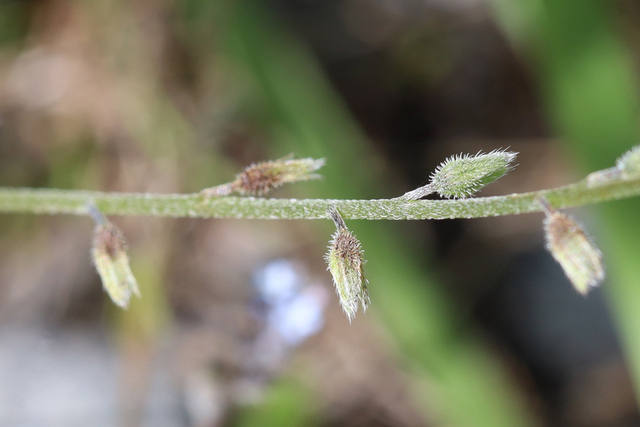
top-left (0, 2), bottom-right (28, 45)
top-left (235, 377), bottom-right (318, 427)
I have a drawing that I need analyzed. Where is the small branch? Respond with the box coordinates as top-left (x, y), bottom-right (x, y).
top-left (0, 174), bottom-right (638, 220)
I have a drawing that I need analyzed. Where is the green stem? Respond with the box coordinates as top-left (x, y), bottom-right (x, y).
top-left (0, 174), bottom-right (638, 220)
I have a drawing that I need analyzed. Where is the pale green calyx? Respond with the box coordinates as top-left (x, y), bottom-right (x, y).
top-left (541, 199), bottom-right (604, 295)
top-left (89, 206), bottom-right (140, 309)
top-left (324, 207), bottom-right (369, 322)
top-left (401, 149), bottom-right (517, 200)
top-left (201, 156), bottom-right (326, 197)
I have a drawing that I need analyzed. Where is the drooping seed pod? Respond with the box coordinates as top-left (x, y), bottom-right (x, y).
top-left (616, 145), bottom-right (640, 179)
top-left (89, 206), bottom-right (140, 308)
top-left (201, 156), bottom-right (326, 197)
top-left (541, 199), bottom-right (605, 295)
top-left (324, 207), bottom-right (369, 322)
top-left (401, 149), bottom-right (517, 200)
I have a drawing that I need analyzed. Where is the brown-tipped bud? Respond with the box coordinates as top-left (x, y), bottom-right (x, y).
top-left (541, 200), bottom-right (604, 295)
top-left (92, 221), bottom-right (141, 309)
top-left (324, 207), bottom-right (369, 322)
top-left (201, 156), bottom-right (325, 198)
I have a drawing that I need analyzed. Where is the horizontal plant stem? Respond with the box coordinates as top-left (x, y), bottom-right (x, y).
top-left (0, 175), bottom-right (639, 220)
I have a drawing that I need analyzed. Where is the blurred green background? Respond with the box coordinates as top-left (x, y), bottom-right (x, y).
top-left (0, 1), bottom-right (639, 426)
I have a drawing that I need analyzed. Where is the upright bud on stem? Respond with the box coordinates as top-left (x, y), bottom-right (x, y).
top-left (540, 199), bottom-right (605, 295)
top-left (88, 205), bottom-right (140, 308)
top-left (401, 149), bottom-right (517, 200)
top-left (616, 145), bottom-right (640, 179)
top-left (201, 156), bottom-right (325, 197)
top-left (325, 207), bottom-right (369, 322)
top-left (587, 145), bottom-right (640, 186)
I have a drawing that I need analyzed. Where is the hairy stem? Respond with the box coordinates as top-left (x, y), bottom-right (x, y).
top-left (0, 174), bottom-right (638, 220)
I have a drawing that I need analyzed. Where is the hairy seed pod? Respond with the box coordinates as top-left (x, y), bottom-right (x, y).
top-left (401, 149), bottom-right (517, 200)
top-left (92, 221), bottom-right (140, 308)
top-left (541, 200), bottom-right (604, 295)
top-left (616, 145), bottom-right (640, 179)
top-left (325, 207), bottom-right (369, 322)
top-left (201, 156), bottom-right (325, 197)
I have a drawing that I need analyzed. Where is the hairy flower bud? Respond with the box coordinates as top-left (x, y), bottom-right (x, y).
top-left (202, 156), bottom-right (325, 197)
top-left (541, 199), bottom-right (604, 295)
top-left (401, 149), bottom-right (517, 200)
top-left (586, 145), bottom-right (640, 187)
top-left (89, 207), bottom-right (140, 308)
top-left (616, 145), bottom-right (640, 179)
top-left (324, 207), bottom-right (369, 322)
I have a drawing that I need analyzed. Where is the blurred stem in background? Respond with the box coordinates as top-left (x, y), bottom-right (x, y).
top-left (492, 0), bottom-right (640, 405)
top-left (220, 1), bottom-right (536, 426)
